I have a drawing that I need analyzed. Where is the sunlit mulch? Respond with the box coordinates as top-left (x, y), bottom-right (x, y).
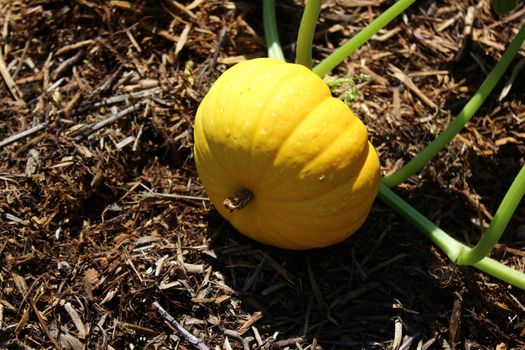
top-left (0, 0), bottom-right (524, 349)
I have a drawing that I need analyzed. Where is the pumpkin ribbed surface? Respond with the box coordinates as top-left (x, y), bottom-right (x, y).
top-left (193, 58), bottom-right (380, 249)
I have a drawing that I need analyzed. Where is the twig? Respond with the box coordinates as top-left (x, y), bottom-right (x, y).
top-left (91, 65), bottom-right (124, 96)
top-left (0, 46), bottom-right (25, 105)
top-left (223, 330), bottom-right (251, 350)
top-left (91, 87), bottom-right (161, 108)
top-left (399, 333), bottom-right (420, 350)
top-left (12, 40), bottom-right (30, 80)
top-left (0, 122), bottom-right (49, 149)
top-left (499, 56), bottom-right (525, 101)
top-left (51, 50), bottom-right (83, 80)
top-left (141, 192), bottom-right (209, 201)
top-left (74, 101), bottom-right (145, 138)
top-left (175, 24), bottom-right (191, 58)
top-left (209, 26), bottom-right (228, 71)
top-left (392, 318), bottom-right (403, 350)
top-left (389, 64), bottom-right (439, 111)
top-left (273, 337), bottom-right (305, 348)
top-left (55, 39), bottom-right (95, 56)
top-left (31, 299), bottom-right (60, 350)
top-left (151, 300), bottom-right (211, 350)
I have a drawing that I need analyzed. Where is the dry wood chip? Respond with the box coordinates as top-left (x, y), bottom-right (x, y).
top-left (135, 235), bottom-right (162, 246)
top-left (123, 79), bottom-right (159, 92)
top-left (118, 321), bottom-right (159, 335)
top-left (169, 0), bottom-right (197, 19)
top-left (449, 295), bottom-right (462, 349)
top-left (116, 135), bottom-right (135, 149)
top-left (15, 71), bottom-right (44, 84)
top-left (110, 0), bottom-right (135, 11)
top-left (185, 0), bottom-right (205, 10)
top-left (0, 46), bottom-right (25, 104)
top-left (175, 24), bottom-right (191, 57)
top-left (51, 51), bottom-right (83, 81)
top-left (15, 307), bottom-right (30, 337)
top-left (252, 326), bottom-right (263, 346)
top-left (224, 336), bottom-right (233, 350)
top-left (64, 91), bottom-right (83, 115)
top-left (191, 295), bottom-right (230, 304)
top-left (495, 137), bottom-right (519, 146)
top-left (59, 333), bottom-right (84, 350)
top-left (191, 297), bottom-right (215, 303)
top-left (100, 289), bottom-right (118, 304)
top-left (373, 26), bottom-right (401, 41)
top-left (473, 30), bottom-right (506, 51)
top-left (238, 311), bottom-right (262, 335)
top-left (488, 7), bottom-right (525, 29)
top-left (337, 0), bottom-right (385, 7)
top-left (499, 56), bottom-right (525, 101)
top-left (155, 254), bottom-right (169, 276)
top-left (214, 295), bottom-right (230, 304)
top-left (360, 63), bottom-right (388, 86)
top-left (84, 268), bottom-right (100, 286)
top-left (11, 272), bottom-right (28, 294)
top-left (32, 300), bottom-right (60, 350)
top-left (389, 64), bottom-right (439, 111)
top-left (73, 143), bottom-right (95, 158)
top-left (0, 122), bottom-right (48, 149)
top-left (392, 318), bottom-right (403, 350)
top-left (436, 12), bottom-right (462, 32)
top-left (140, 22), bottom-right (180, 43)
top-left (64, 302), bottom-right (88, 339)
top-left (56, 39), bottom-right (95, 56)
top-left (159, 281), bottom-right (182, 290)
top-left (182, 262), bottom-right (205, 274)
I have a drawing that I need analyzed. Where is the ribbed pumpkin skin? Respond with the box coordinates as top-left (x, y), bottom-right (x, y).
top-left (194, 58), bottom-right (380, 250)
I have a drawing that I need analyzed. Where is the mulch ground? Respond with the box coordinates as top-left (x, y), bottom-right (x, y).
top-left (0, 0), bottom-right (524, 349)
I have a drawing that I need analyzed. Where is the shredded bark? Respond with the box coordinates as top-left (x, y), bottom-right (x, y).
top-left (0, 0), bottom-right (524, 349)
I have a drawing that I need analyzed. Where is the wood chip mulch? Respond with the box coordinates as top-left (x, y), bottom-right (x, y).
top-left (0, 0), bottom-right (524, 349)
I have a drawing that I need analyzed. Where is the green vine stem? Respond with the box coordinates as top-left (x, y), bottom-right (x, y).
top-left (296, 0), bottom-right (322, 68)
top-left (263, 0), bottom-right (285, 60)
top-left (456, 165), bottom-right (525, 265)
top-left (312, 0), bottom-right (416, 77)
top-left (383, 21), bottom-right (525, 188)
top-left (265, 0), bottom-right (525, 289)
top-left (378, 183), bottom-right (525, 290)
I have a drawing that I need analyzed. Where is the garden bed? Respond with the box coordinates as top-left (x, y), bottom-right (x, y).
top-left (0, 0), bottom-right (524, 348)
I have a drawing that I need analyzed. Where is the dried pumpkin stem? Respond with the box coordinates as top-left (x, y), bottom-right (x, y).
top-left (224, 189), bottom-right (253, 213)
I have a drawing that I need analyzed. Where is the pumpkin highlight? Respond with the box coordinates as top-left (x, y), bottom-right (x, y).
top-left (194, 58), bottom-right (380, 249)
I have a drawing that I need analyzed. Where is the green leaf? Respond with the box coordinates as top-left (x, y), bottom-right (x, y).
top-left (325, 74), bottom-right (368, 105)
top-left (491, 0), bottom-right (520, 15)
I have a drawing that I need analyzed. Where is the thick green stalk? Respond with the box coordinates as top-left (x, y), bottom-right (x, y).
top-left (263, 0), bottom-right (285, 60)
top-left (377, 183), bottom-right (464, 261)
top-left (312, 0), bottom-right (416, 77)
top-left (378, 182), bottom-right (525, 290)
top-left (456, 165), bottom-right (525, 265)
top-left (383, 21), bottom-right (525, 188)
top-left (296, 0), bottom-right (322, 68)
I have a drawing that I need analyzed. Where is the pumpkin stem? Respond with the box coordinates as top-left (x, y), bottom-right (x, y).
top-left (223, 189), bottom-right (253, 213)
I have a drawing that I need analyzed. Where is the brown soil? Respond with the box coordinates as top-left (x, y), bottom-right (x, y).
top-left (0, 0), bottom-right (524, 349)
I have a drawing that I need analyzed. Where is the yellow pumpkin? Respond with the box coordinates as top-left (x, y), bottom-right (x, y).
top-left (193, 58), bottom-right (380, 250)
